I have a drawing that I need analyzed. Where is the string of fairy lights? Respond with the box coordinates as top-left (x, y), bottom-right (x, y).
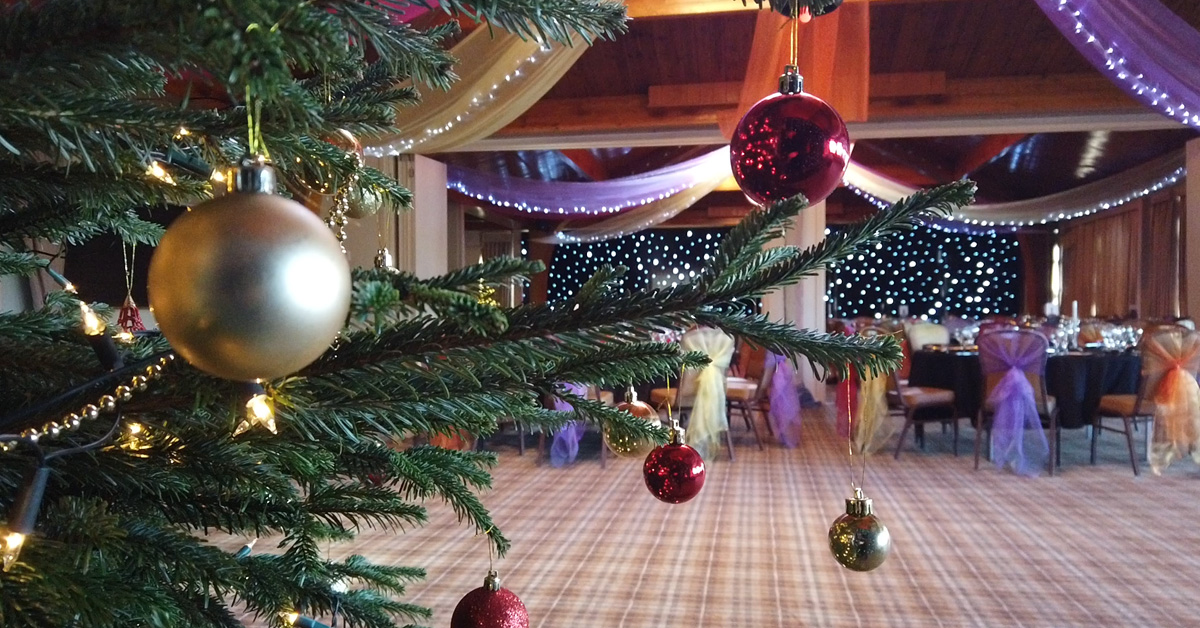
top-left (825, 227), bottom-right (1021, 319)
top-left (544, 229), bottom-right (726, 301)
top-left (542, 227), bottom-right (1021, 321)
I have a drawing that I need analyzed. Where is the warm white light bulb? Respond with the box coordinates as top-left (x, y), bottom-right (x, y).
top-left (3, 532), bottom-right (25, 572)
top-left (241, 393), bottom-right (277, 435)
top-left (79, 303), bottom-right (105, 336)
top-left (146, 162), bottom-right (175, 185)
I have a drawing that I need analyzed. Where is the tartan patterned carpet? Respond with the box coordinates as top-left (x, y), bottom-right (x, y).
top-left (258, 406), bottom-right (1200, 627)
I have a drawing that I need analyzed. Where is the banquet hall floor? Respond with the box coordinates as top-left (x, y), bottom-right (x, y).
top-left (295, 407), bottom-right (1200, 627)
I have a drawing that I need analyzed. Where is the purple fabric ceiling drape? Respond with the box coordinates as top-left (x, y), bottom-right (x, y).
top-left (446, 148), bottom-right (731, 217)
top-left (1034, 0), bottom-right (1200, 128)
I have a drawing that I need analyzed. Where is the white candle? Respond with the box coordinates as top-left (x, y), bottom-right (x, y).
top-left (1044, 302), bottom-right (1053, 317)
top-left (1072, 300), bottom-right (1079, 320)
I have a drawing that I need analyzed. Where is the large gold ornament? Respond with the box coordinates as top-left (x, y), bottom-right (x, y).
top-left (604, 387), bottom-right (661, 458)
top-left (148, 157), bottom-right (351, 382)
top-left (828, 488), bottom-right (891, 572)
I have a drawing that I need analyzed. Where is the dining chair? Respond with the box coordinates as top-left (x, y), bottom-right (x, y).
top-left (1093, 327), bottom-right (1200, 475)
top-left (973, 329), bottom-right (1059, 476)
top-left (650, 327), bottom-right (737, 460)
top-left (859, 326), bottom-right (960, 458)
top-left (906, 322), bottom-right (950, 351)
top-left (725, 374), bottom-right (767, 451)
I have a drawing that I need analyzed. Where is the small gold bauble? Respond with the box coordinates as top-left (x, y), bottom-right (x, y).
top-left (82, 404), bottom-right (100, 420)
top-left (344, 183), bottom-right (384, 219)
top-left (98, 395), bottom-right (117, 412)
top-left (148, 161), bottom-right (351, 382)
top-left (603, 389), bottom-right (661, 458)
top-left (115, 386), bottom-right (133, 401)
top-left (828, 491), bottom-right (891, 572)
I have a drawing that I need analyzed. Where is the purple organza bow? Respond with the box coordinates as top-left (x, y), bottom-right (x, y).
top-left (550, 382), bottom-right (589, 468)
top-left (768, 353), bottom-right (803, 448)
top-left (980, 332), bottom-right (1049, 476)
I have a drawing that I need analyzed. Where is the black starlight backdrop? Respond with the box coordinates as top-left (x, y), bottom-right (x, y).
top-left (544, 229), bottom-right (728, 302)
top-left (542, 227), bottom-right (1021, 319)
top-left (825, 227), bottom-right (1022, 320)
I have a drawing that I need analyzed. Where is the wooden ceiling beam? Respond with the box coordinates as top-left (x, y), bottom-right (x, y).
top-left (871, 71), bottom-right (946, 98)
top-left (625, 0), bottom-right (959, 19)
top-left (648, 82), bottom-right (741, 108)
top-left (490, 73), bottom-right (1151, 145)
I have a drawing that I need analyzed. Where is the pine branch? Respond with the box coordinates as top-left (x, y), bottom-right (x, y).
top-left (0, 250), bottom-right (45, 277)
top-left (415, 0), bottom-right (629, 45)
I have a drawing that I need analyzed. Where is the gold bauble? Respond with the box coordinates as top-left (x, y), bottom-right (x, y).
top-left (148, 160), bottom-right (351, 382)
top-left (828, 491), bottom-right (891, 572)
top-left (603, 389), bottom-right (661, 458)
top-left (345, 182), bottom-right (384, 219)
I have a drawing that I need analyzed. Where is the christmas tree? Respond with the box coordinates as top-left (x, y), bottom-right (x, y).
top-left (0, 1), bottom-right (973, 626)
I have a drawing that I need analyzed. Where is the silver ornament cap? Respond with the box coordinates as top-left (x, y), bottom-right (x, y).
top-left (229, 155), bottom-right (277, 194)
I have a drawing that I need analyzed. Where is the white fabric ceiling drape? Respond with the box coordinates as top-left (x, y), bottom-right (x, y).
top-left (365, 27), bottom-right (587, 156)
top-left (845, 151), bottom-right (1185, 225)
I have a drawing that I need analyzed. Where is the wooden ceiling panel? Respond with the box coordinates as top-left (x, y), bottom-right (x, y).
top-left (543, 13), bottom-right (757, 100)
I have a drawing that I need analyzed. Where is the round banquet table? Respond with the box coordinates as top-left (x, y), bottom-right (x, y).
top-left (907, 350), bottom-right (1141, 429)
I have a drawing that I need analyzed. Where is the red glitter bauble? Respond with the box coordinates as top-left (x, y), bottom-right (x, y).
top-left (450, 577), bottom-right (529, 628)
top-left (729, 90), bottom-right (851, 207)
top-left (643, 443), bottom-right (706, 504)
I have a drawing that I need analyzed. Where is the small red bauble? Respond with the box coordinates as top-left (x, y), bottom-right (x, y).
top-left (450, 571), bottom-right (528, 628)
top-left (729, 90), bottom-right (851, 207)
top-left (643, 442), bottom-right (706, 504)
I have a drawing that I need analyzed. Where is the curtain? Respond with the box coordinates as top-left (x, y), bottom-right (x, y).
top-left (1141, 192), bottom-right (1184, 318)
top-left (1060, 207), bottom-right (1141, 317)
top-left (364, 28), bottom-right (588, 155)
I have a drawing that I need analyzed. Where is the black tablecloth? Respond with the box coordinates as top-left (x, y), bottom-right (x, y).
top-left (907, 351), bottom-right (1140, 429)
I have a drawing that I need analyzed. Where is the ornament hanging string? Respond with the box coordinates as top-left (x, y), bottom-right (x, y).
top-left (789, 0), bottom-right (800, 67)
top-left (844, 366), bottom-right (869, 494)
top-left (244, 84), bottom-right (269, 159)
top-left (121, 242), bottom-right (135, 299)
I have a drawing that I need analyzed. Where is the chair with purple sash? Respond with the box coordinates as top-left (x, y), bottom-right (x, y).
top-left (973, 329), bottom-right (1058, 477)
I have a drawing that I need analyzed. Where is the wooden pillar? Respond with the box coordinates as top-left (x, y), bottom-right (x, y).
top-left (1186, 138), bottom-right (1200, 317)
top-left (762, 201), bottom-right (827, 401)
top-left (525, 233), bottom-right (555, 304)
